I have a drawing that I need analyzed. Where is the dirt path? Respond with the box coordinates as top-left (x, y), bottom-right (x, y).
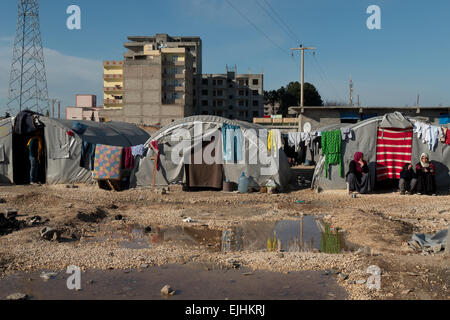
top-left (0, 184), bottom-right (448, 300)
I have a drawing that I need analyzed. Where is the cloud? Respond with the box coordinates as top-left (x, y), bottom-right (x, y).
top-left (0, 43), bottom-right (103, 113)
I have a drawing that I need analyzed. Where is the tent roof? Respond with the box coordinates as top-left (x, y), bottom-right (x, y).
top-left (315, 112), bottom-right (421, 133)
top-left (149, 115), bottom-right (264, 141)
top-left (39, 118), bottom-right (150, 147)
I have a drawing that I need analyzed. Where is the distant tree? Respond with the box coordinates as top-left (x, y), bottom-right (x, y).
top-left (4, 112), bottom-right (10, 118)
top-left (45, 110), bottom-right (50, 117)
top-left (278, 82), bottom-right (323, 116)
top-left (265, 82), bottom-right (323, 116)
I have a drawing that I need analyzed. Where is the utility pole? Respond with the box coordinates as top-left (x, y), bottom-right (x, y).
top-left (416, 94), bottom-right (420, 107)
top-left (51, 98), bottom-right (56, 118)
top-left (349, 76), bottom-right (354, 106)
top-left (291, 45), bottom-right (316, 107)
top-left (58, 100), bottom-right (61, 119)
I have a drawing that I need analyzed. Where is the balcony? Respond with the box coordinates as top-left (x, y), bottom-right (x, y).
top-left (162, 85), bottom-right (185, 92)
top-left (162, 60), bottom-right (185, 67)
top-left (104, 86), bottom-right (123, 93)
top-left (103, 74), bottom-right (123, 81)
top-left (103, 60), bottom-right (124, 67)
top-left (104, 99), bottom-right (123, 106)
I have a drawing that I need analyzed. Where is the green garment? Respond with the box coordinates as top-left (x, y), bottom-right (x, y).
top-left (321, 130), bottom-right (342, 178)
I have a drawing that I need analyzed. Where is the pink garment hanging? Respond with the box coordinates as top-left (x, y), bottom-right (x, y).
top-left (150, 140), bottom-right (160, 170)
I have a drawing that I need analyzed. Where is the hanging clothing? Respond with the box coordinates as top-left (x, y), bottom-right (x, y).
top-left (131, 144), bottom-right (145, 157)
top-left (268, 129), bottom-right (282, 158)
top-left (150, 140), bottom-right (160, 171)
top-left (321, 130), bottom-right (342, 178)
top-left (14, 111), bottom-right (41, 135)
top-left (122, 147), bottom-right (134, 169)
top-left (93, 145), bottom-right (123, 180)
top-left (429, 126), bottom-right (439, 151)
top-left (446, 127), bottom-right (450, 145)
top-left (287, 132), bottom-right (302, 152)
top-left (222, 124), bottom-right (243, 162)
top-left (376, 128), bottom-right (413, 181)
top-left (340, 128), bottom-right (354, 141)
top-left (80, 141), bottom-right (96, 170)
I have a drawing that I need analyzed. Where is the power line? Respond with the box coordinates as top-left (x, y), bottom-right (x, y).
top-left (260, 0), bottom-right (302, 44)
top-left (253, 0), bottom-right (299, 45)
top-left (311, 53), bottom-right (346, 103)
top-left (224, 0), bottom-right (290, 56)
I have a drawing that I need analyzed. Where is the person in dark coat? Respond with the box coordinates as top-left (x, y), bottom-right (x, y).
top-left (416, 153), bottom-right (437, 196)
top-left (346, 152), bottom-right (371, 194)
top-left (399, 163), bottom-right (417, 195)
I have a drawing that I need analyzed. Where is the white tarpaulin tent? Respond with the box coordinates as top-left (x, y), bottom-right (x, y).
top-left (312, 112), bottom-right (450, 192)
top-left (133, 115), bottom-right (292, 191)
top-left (0, 115), bottom-right (150, 185)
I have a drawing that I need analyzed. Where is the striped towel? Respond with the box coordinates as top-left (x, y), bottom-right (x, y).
top-left (376, 128), bottom-right (413, 181)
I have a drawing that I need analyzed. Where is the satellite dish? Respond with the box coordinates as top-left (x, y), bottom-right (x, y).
top-left (303, 122), bottom-right (312, 133)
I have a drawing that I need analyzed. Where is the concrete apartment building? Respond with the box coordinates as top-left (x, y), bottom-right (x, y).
top-left (103, 60), bottom-right (124, 109)
top-left (100, 42), bottom-right (195, 126)
top-left (196, 66), bottom-right (264, 122)
top-left (66, 94), bottom-right (103, 122)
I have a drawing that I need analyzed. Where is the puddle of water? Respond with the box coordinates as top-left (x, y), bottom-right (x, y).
top-left (88, 216), bottom-right (350, 254)
top-left (222, 217), bottom-right (348, 254)
top-left (0, 264), bottom-right (348, 300)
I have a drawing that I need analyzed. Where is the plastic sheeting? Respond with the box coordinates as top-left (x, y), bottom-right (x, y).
top-left (313, 113), bottom-right (450, 191)
top-left (133, 116), bottom-right (292, 191)
top-left (0, 117), bottom-right (150, 185)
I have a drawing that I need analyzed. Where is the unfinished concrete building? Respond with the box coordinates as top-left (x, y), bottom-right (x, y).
top-left (196, 66), bottom-right (264, 122)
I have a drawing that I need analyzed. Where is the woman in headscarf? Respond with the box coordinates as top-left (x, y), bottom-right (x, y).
top-left (416, 153), bottom-right (437, 196)
top-left (346, 152), bottom-right (371, 194)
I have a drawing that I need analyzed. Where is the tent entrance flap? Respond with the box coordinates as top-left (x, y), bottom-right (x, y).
top-left (13, 128), bottom-right (47, 185)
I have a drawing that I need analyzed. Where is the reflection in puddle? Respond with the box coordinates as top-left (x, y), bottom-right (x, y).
top-left (91, 216), bottom-right (348, 254)
top-left (222, 216), bottom-right (347, 254)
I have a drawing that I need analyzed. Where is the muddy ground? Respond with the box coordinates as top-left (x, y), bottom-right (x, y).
top-left (0, 173), bottom-right (448, 300)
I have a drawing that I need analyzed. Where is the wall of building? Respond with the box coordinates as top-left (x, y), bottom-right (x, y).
top-left (294, 107), bottom-right (450, 131)
top-left (195, 69), bottom-right (264, 122)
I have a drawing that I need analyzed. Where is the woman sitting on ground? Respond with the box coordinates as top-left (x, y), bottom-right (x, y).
top-left (346, 152), bottom-right (371, 194)
top-left (416, 153), bottom-right (437, 196)
top-left (399, 163), bottom-right (417, 195)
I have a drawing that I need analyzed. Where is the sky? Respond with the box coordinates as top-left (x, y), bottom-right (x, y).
top-left (0, 0), bottom-right (449, 112)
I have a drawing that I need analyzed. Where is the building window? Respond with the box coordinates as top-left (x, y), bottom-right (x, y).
top-left (229, 95), bottom-right (233, 99)
top-left (202, 89), bottom-right (208, 96)
top-left (217, 90), bottom-right (223, 96)
top-left (217, 101), bottom-right (223, 107)
top-left (202, 111), bottom-right (208, 115)
top-left (213, 101), bottom-right (217, 107)
top-left (253, 100), bottom-right (259, 107)
top-left (239, 111), bottom-right (244, 117)
top-left (239, 90), bottom-right (244, 96)
top-left (202, 100), bottom-right (208, 106)
top-left (202, 79), bottom-right (208, 85)
top-left (252, 90), bottom-right (258, 96)
top-left (213, 80), bottom-right (216, 86)
top-left (217, 80), bottom-right (223, 85)
top-left (252, 79), bottom-right (259, 85)
top-left (252, 111), bottom-right (259, 117)
top-left (217, 111), bottom-right (223, 116)
top-left (239, 100), bottom-right (245, 107)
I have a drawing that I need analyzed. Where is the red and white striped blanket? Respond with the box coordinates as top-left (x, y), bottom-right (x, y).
top-left (376, 128), bottom-right (413, 181)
